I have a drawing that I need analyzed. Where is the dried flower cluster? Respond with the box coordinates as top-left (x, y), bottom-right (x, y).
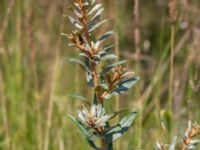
top-left (78, 105), bottom-right (111, 130)
top-left (156, 121), bottom-right (200, 150)
top-left (180, 121), bottom-right (200, 150)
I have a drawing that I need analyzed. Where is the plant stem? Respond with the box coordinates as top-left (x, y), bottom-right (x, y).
top-left (101, 138), bottom-right (106, 150)
top-left (133, 0), bottom-right (142, 148)
top-left (169, 24), bottom-right (175, 141)
top-left (43, 4), bottom-right (65, 150)
top-left (78, 0), bottom-right (102, 103)
top-left (0, 71), bottom-right (10, 150)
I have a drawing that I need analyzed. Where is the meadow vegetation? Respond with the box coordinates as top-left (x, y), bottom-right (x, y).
top-left (0, 0), bottom-right (200, 149)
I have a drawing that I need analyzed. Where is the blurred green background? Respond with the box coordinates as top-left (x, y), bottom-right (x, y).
top-left (0, 0), bottom-right (200, 149)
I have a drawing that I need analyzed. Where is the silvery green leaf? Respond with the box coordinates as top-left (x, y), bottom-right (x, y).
top-left (88, 4), bottom-right (102, 16)
top-left (61, 32), bottom-right (71, 39)
top-left (71, 7), bottom-right (82, 18)
top-left (190, 139), bottom-right (200, 145)
top-left (99, 83), bottom-right (109, 90)
top-left (86, 72), bottom-right (94, 87)
top-left (74, 3), bottom-right (81, 9)
top-left (101, 54), bottom-right (118, 61)
top-left (91, 41), bottom-right (101, 50)
top-left (98, 31), bottom-right (114, 43)
top-left (156, 142), bottom-right (162, 150)
top-left (169, 136), bottom-right (177, 150)
top-left (87, 140), bottom-right (100, 150)
top-left (79, 53), bottom-right (89, 58)
top-left (95, 45), bottom-right (114, 60)
top-left (106, 112), bottom-right (137, 141)
top-left (93, 54), bottom-right (117, 63)
top-left (66, 15), bottom-right (83, 29)
top-left (68, 43), bottom-right (76, 47)
top-left (108, 60), bottom-right (127, 68)
top-left (98, 51), bottom-right (107, 57)
top-left (67, 93), bottom-right (87, 101)
top-left (91, 7), bottom-right (104, 21)
top-left (88, 20), bottom-right (107, 32)
top-left (188, 145), bottom-right (196, 150)
top-left (67, 115), bottom-right (92, 139)
top-left (104, 77), bottom-right (139, 99)
top-left (187, 139), bottom-right (200, 150)
top-left (83, 2), bottom-right (89, 7)
top-left (109, 106), bottom-right (137, 120)
top-left (68, 93), bottom-right (90, 106)
top-left (69, 58), bottom-right (92, 74)
top-left (94, 45), bottom-right (114, 60)
top-left (102, 44), bottom-right (114, 52)
top-left (115, 77), bottom-right (139, 92)
top-left (100, 60), bottom-right (127, 76)
top-left (90, 0), bottom-right (96, 5)
top-left (94, 51), bottom-right (117, 63)
top-left (93, 55), bottom-right (101, 62)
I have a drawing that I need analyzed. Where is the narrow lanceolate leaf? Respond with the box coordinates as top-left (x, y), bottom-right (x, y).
top-left (169, 136), bottom-right (177, 150)
top-left (187, 139), bottom-right (200, 150)
top-left (104, 77), bottom-right (139, 99)
top-left (115, 77), bottom-right (139, 92)
top-left (99, 83), bottom-right (109, 90)
top-left (87, 140), bottom-right (100, 150)
top-left (67, 115), bottom-right (91, 139)
top-left (109, 60), bottom-right (127, 68)
top-left (74, 3), bottom-right (81, 9)
top-left (91, 7), bottom-right (104, 21)
top-left (98, 31), bottom-right (114, 43)
top-left (71, 7), bottom-right (82, 18)
top-left (106, 112), bottom-right (137, 141)
top-left (90, 0), bottom-right (96, 5)
top-left (83, 2), bottom-right (89, 7)
top-left (67, 93), bottom-right (87, 101)
top-left (94, 54), bottom-right (117, 64)
top-left (94, 45), bottom-right (114, 62)
top-left (88, 4), bottom-right (102, 16)
top-left (66, 15), bottom-right (83, 29)
top-left (102, 45), bottom-right (114, 52)
top-left (79, 53), bottom-right (90, 59)
top-left (69, 58), bottom-right (92, 74)
top-left (109, 106), bottom-right (138, 120)
top-left (88, 20), bottom-right (107, 32)
top-left (101, 54), bottom-right (118, 61)
top-left (70, 57), bottom-right (93, 87)
top-left (68, 93), bottom-right (90, 106)
top-left (91, 31), bottom-right (113, 51)
top-left (100, 60), bottom-right (127, 76)
top-left (86, 72), bottom-right (94, 87)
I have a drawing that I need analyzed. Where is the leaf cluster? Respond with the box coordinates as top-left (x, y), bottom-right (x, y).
top-left (156, 121), bottom-right (200, 150)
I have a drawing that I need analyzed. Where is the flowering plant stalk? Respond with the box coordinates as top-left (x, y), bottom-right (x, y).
top-left (156, 121), bottom-right (200, 150)
top-left (62, 0), bottom-right (139, 149)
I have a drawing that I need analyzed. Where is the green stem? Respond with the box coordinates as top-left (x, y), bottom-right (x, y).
top-left (169, 24), bottom-right (175, 141)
